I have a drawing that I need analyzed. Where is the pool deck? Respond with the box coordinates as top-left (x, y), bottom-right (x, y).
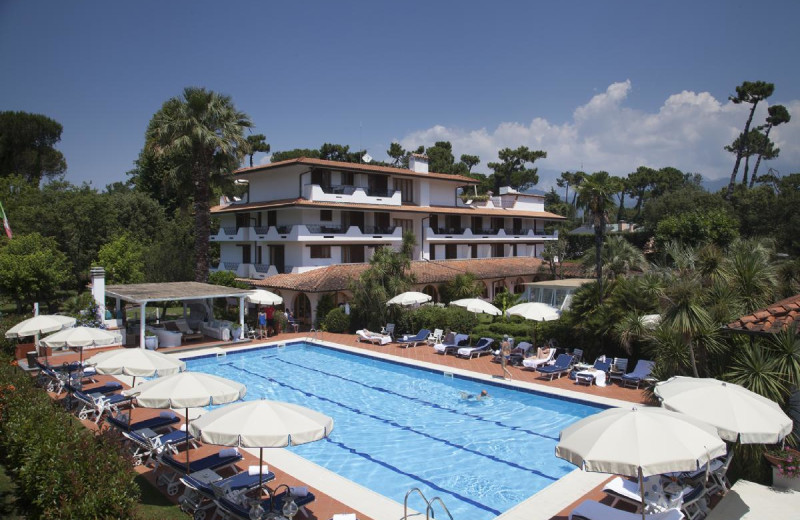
top-left (39, 331), bottom-right (657, 520)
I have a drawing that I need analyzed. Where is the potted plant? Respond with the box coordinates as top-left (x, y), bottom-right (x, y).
top-left (144, 330), bottom-right (157, 350)
top-left (765, 447), bottom-right (800, 490)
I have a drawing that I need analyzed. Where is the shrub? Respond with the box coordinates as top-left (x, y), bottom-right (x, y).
top-left (0, 356), bottom-right (139, 518)
top-left (400, 306), bottom-right (478, 336)
top-left (315, 294), bottom-right (336, 328)
top-left (322, 307), bottom-right (350, 333)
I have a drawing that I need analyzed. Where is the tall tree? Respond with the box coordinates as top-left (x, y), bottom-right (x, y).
top-left (387, 142), bottom-right (406, 166)
top-left (146, 87), bottom-right (251, 282)
top-left (725, 129), bottom-right (771, 187)
top-left (725, 81), bottom-right (774, 199)
top-left (751, 104), bottom-right (790, 185)
top-left (556, 171), bottom-right (575, 205)
top-left (460, 154), bottom-right (480, 173)
top-left (575, 171), bottom-right (621, 301)
top-left (0, 111), bottom-right (67, 184)
top-left (487, 146), bottom-right (547, 192)
top-left (425, 141), bottom-right (456, 173)
top-left (319, 143), bottom-right (365, 163)
top-left (245, 134), bottom-right (270, 167)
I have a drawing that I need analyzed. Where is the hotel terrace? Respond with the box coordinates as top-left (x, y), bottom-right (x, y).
top-left (210, 154), bottom-right (566, 324)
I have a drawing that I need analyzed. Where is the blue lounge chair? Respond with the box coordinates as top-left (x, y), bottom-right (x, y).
top-left (123, 427), bottom-right (197, 467)
top-left (621, 360), bottom-right (656, 388)
top-left (433, 333), bottom-right (470, 355)
top-left (156, 449), bottom-right (243, 496)
top-left (179, 468), bottom-right (276, 519)
top-left (574, 359), bottom-right (611, 386)
top-left (217, 486), bottom-right (316, 520)
top-left (106, 411), bottom-right (180, 432)
top-left (397, 329), bottom-right (431, 348)
top-left (73, 389), bottom-right (134, 423)
top-left (457, 337), bottom-right (494, 359)
top-left (536, 353), bottom-right (575, 380)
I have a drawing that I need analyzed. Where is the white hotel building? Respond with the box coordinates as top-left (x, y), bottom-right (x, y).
top-left (210, 155), bottom-right (566, 324)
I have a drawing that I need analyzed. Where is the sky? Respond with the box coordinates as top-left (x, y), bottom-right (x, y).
top-left (2, 0), bottom-right (799, 193)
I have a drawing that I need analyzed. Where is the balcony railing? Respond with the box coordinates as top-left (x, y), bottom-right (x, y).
top-left (433, 227), bottom-right (466, 235)
top-left (302, 183), bottom-right (402, 206)
top-left (363, 225), bottom-right (397, 234)
top-left (306, 224), bottom-right (348, 234)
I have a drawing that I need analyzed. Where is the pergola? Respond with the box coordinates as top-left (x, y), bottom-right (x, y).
top-left (105, 282), bottom-right (253, 349)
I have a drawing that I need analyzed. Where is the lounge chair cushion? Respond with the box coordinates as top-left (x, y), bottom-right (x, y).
top-left (248, 465), bottom-right (269, 476)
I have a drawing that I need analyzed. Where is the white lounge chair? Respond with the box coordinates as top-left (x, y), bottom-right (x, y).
top-left (355, 329), bottom-right (391, 345)
top-left (603, 476), bottom-right (689, 513)
top-left (521, 347), bottom-right (555, 370)
top-left (426, 329), bottom-right (443, 345)
top-left (569, 499), bottom-right (684, 520)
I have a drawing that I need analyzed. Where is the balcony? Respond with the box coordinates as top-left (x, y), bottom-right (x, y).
top-left (426, 227), bottom-right (558, 242)
top-left (302, 183), bottom-right (402, 206)
top-left (211, 224), bottom-right (403, 243)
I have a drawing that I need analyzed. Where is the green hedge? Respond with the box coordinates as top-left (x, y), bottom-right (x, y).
top-left (394, 306), bottom-right (478, 337)
top-left (0, 356), bottom-right (139, 519)
top-left (322, 307), bottom-right (351, 333)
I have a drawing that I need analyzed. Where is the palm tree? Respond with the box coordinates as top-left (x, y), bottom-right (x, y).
top-left (440, 272), bottom-right (483, 303)
top-left (580, 235), bottom-right (647, 279)
top-left (575, 171), bottom-right (622, 301)
top-left (146, 87), bottom-right (252, 281)
top-left (660, 274), bottom-right (712, 377)
top-left (720, 238), bottom-right (777, 314)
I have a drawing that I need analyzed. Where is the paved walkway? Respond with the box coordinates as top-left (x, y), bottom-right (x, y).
top-left (40, 331), bottom-right (654, 520)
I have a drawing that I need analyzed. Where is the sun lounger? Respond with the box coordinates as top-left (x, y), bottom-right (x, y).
top-left (216, 486), bottom-right (316, 520)
top-left (521, 346), bottom-right (555, 370)
top-left (575, 359), bottom-right (611, 386)
top-left (355, 329), bottom-right (392, 345)
top-left (156, 448), bottom-right (243, 496)
top-left (426, 328), bottom-right (443, 345)
top-left (569, 499), bottom-right (684, 520)
top-left (380, 323), bottom-right (395, 339)
top-left (106, 411), bottom-right (181, 432)
top-left (536, 353), bottom-right (575, 380)
top-left (73, 389), bottom-right (135, 423)
top-left (621, 360), bottom-right (656, 388)
top-left (397, 329), bottom-right (431, 348)
top-left (123, 427), bottom-right (197, 467)
top-left (607, 358), bottom-right (629, 384)
top-left (603, 476), bottom-right (690, 512)
top-left (506, 341), bottom-right (533, 366)
top-left (457, 337), bottom-right (494, 359)
top-left (433, 333), bottom-right (470, 355)
top-left (178, 467), bottom-right (276, 520)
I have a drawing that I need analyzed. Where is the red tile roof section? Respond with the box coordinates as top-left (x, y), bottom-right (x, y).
top-left (211, 197), bottom-right (565, 220)
top-left (232, 157), bottom-right (479, 184)
top-left (247, 257), bottom-right (549, 293)
top-left (726, 293), bottom-right (800, 334)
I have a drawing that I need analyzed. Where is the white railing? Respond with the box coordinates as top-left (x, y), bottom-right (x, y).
top-left (302, 183), bottom-right (403, 206)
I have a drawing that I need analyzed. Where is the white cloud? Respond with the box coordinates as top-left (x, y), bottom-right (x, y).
top-left (398, 81), bottom-right (800, 183)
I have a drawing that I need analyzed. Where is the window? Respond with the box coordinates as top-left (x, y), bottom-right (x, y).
top-left (429, 245), bottom-right (436, 260)
top-left (241, 244), bottom-right (251, 263)
top-left (445, 243), bottom-right (457, 259)
top-left (393, 219), bottom-right (413, 233)
top-left (341, 171), bottom-right (354, 186)
top-left (492, 243), bottom-right (504, 257)
top-left (342, 245), bottom-right (365, 263)
top-left (320, 210), bottom-right (332, 222)
top-left (471, 244), bottom-right (478, 258)
top-left (394, 178), bottom-right (413, 202)
top-left (309, 245), bottom-right (331, 259)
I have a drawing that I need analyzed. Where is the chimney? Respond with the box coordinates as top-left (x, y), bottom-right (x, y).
top-left (90, 267), bottom-right (106, 321)
top-left (409, 153), bottom-right (429, 174)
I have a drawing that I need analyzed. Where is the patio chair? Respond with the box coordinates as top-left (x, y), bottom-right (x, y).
top-left (507, 341), bottom-right (534, 366)
top-left (433, 333), bottom-right (470, 355)
top-left (536, 353), bottom-right (575, 380)
top-left (572, 348), bottom-right (584, 363)
top-left (155, 448), bottom-right (243, 496)
top-left (355, 329), bottom-right (392, 345)
top-left (426, 328), bottom-right (444, 345)
top-left (607, 358), bottom-right (629, 385)
top-left (178, 466), bottom-right (275, 520)
top-left (457, 337), bottom-right (495, 359)
top-left (73, 389), bottom-right (135, 423)
top-left (380, 323), bottom-right (395, 339)
top-left (569, 499), bottom-right (684, 520)
top-left (621, 360), bottom-right (656, 388)
top-left (574, 359), bottom-right (612, 386)
top-left (397, 329), bottom-right (431, 348)
top-left (521, 346), bottom-right (555, 370)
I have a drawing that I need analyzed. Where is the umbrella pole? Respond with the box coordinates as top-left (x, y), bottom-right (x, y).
top-left (259, 447), bottom-right (264, 497)
top-left (186, 407), bottom-right (191, 474)
top-left (639, 466), bottom-right (646, 520)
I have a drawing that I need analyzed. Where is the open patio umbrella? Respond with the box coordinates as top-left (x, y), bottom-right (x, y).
top-left (189, 399), bottom-right (334, 493)
top-left (41, 326), bottom-right (117, 364)
top-left (654, 376), bottom-right (793, 444)
top-left (246, 289), bottom-right (283, 306)
top-left (556, 406), bottom-right (726, 520)
top-left (506, 302), bottom-right (560, 321)
top-left (123, 372), bottom-right (247, 472)
top-left (6, 315), bottom-right (77, 358)
top-left (87, 348), bottom-right (186, 388)
top-left (386, 291), bottom-right (432, 307)
top-left (450, 298), bottom-right (502, 316)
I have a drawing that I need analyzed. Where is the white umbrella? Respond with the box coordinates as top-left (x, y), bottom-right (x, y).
top-left (87, 348), bottom-right (186, 387)
top-left (450, 298), bottom-right (502, 316)
top-left (41, 326), bottom-right (118, 364)
top-left (5, 314), bottom-right (76, 339)
top-left (654, 376), bottom-right (793, 444)
top-left (386, 291), bottom-right (432, 306)
top-left (123, 372), bottom-right (247, 472)
top-left (246, 289), bottom-right (283, 305)
top-left (506, 302), bottom-right (560, 321)
top-left (556, 406), bottom-right (726, 520)
top-left (189, 399), bottom-right (334, 491)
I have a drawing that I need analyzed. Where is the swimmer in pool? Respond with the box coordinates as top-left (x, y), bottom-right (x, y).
top-left (460, 389), bottom-right (489, 401)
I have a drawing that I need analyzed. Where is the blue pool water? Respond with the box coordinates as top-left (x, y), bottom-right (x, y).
top-left (186, 343), bottom-right (605, 519)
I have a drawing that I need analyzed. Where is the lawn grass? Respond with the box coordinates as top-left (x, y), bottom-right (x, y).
top-left (134, 474), bottom-right (187, 520)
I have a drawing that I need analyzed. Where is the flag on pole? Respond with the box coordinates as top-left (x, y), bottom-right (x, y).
top-left (0, 201), bottom-right (12, 239)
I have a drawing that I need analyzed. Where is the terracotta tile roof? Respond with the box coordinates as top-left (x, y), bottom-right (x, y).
top-left (211, 197), bottom-right (565, 220)
top-left (726, 293), bottom-right (800, 334)
top-left (246, 257), bottom-right (550, 293)
top-left (232, 157), bottom-right (479, 184)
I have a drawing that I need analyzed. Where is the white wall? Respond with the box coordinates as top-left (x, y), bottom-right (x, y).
top-left (249, 174), bottom-right (299, 201)
top-left (428, 181), bottom-right (457, 206)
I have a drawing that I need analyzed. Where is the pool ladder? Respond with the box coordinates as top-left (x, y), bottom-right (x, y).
top-left (404, 488), bottom-right (453, 520)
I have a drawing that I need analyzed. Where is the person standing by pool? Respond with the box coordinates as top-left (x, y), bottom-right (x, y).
top-left (258, 307), bottom-right (267, 338)
top-left (266, 304), bottom-right (275, 337)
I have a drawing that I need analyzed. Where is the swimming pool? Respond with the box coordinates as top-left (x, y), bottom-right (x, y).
top-left (186, 342), bottom-right (605, 519)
